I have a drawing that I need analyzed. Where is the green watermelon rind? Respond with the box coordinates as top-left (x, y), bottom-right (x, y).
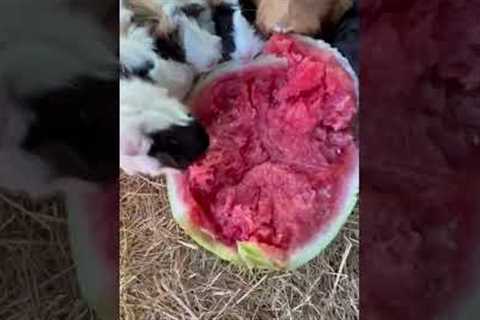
top-left (167, 35), bottom-right (359, 270)
top-left (166, 152), bottom-right (358, 270)
top-left (288, 155), bottom-right (358, 269)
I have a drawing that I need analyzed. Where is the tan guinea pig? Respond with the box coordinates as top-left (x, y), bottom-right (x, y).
top-left (253, 0), bottom-right (353, 36)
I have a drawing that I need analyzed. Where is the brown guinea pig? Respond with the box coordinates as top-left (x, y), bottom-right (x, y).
top-left (254, 0), bottom-right (352, 36)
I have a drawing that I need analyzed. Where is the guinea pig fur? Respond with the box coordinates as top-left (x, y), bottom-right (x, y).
top-left (230, 4), bottom-right (264, 62)
top-left (127, 0), bottom-right (223, 73)
top-left (254, 0), bottom-right (353, 36)
top-left (120, 78), bottom-right (209, 175)
top-left (120, 3), bottom-right (209, 175)
top-left (209, 0), bottom-right (264, 62)
top-left (120, 4), bottom-right (194, 99)
top-left (174, 13), bottom-right (223, 73)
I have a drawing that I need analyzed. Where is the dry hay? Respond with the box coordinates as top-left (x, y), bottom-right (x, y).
top-left (120, 173), bottom-right (359, 320)
top-left (0, 191), bottom-right (94, 320)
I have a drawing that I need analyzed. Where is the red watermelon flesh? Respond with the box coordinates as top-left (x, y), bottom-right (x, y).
top-left (170, 35), bottom-right (358, 268)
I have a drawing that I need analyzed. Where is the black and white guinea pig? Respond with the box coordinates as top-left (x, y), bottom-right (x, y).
top-left (213, 0), bottom-right (358, 74)
top-left (127, 0), bottom-right (222, 73)
top-left (120, 78), bottom-right (209, 175)
top-left (210, 0), bottom-right (265, 62)
top-left (120, 3), bottom-right (209, 175)
top-left (120, 3), bottom-right (195, 99)
top-left (128, 0), bottom-right (265, 70)
top-left (0, 0), bottom-right (118, 196)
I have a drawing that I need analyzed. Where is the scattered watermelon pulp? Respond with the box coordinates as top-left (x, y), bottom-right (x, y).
top-left (166, 34), bottom-right (358, 270)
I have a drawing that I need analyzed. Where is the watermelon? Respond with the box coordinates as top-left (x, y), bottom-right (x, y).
top-left (62, 179), bottom-right (118, 319)
top-left (166, 34), bottom-right (359, 270)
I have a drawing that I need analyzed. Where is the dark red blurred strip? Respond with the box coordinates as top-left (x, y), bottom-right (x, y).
top-left (360, 0), bottom-right (480, 319)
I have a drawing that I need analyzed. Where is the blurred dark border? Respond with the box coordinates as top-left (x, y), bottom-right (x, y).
top-left (0, 1), bottom-right (118, 319)
top-left (360, 0), bottom-right (480, 319)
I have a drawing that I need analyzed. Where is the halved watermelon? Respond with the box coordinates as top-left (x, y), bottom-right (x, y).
top-left (166, 34), bottom-right (358, 270)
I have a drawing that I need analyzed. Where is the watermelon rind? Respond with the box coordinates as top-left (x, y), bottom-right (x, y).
top-left (186, 54), bottom-right (288, 106)
top-left (288, 152), bottom-right (358, 269)
top-left (167, 152), bottom-right (358, 270)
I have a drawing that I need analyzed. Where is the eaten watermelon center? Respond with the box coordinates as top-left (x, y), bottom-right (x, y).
top-left (182, 35), bottom-right (357, 251)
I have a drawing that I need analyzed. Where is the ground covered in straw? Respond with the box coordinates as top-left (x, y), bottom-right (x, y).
top-left (120, 174), bottom-right (359, 320)
top-left (0, 191), bottom-right (94, 319)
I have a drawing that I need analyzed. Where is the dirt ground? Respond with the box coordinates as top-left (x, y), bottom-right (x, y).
top-left (120, 174), bottom-right (359, 320)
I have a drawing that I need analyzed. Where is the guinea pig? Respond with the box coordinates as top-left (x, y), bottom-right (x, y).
top-left (174, 12), bottom-right (223, 73)
top-left (120, 4), bottom-right (209, 176)
top-left (120, 3), bottom-right (194, 99)
top-left (253, 0), bottom-right (353, 36)
top-left (210, 0), bottom-right (265, 62)
top-left (128, 0), bottom-right (223, 73)
top-left (120, 78), bottom-right (209, 175)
